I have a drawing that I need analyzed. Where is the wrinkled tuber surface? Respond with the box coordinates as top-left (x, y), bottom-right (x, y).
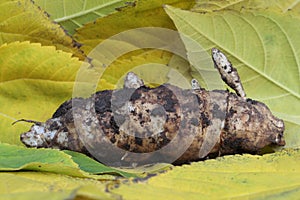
top-left (19, 49), bottom-right (285, 166)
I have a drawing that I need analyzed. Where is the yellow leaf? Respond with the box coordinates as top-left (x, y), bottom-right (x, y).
top-left (98, 50), bottom-right (175, 90)
top-left (111, 149), bottom-right (300, 199)
top-left (72, 0), bottom-right (198, 91)
top-left (0, 41), bottom-right (84, 145)
top-left (0, 172), bottom-right (115, 200)
top-left (0, 0), bottom-right (84, 59)
top-left (73, 0), bottom-right (195, 54)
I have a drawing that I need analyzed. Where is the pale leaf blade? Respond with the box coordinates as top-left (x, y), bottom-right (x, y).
top-left (192, 0), bottom-right (300, 14)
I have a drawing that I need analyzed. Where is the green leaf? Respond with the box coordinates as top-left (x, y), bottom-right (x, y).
top-left (0, 143), bottom-right (136, 178)
top-left (191, 0), bottom-right (300, 13)
top-left (0, 0), bottom-right (84, 59)
top-left (63, 150), bottom-right (136, 177)
top-left (111, 149), bottom-right (300, 199)
top-left (164, 6), bottom-right (300, 148)
top-left (34, 0), bottom-right (129, 35)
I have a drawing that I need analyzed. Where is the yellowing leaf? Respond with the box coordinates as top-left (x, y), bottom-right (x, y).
top-left (0, 41), bottom-right (84, 145)
top-left (98, 50), bottom-right (175, 90)
top-left (0, 0), bottom-right (84, 59)
top-left (71, 0), bottom-right (197, 91)
top-left (164, 6), bottom-right (300, 148)
top-left (34, 0), bottom-right (129, 35)
top-left (111, 149), bottom-right (300, 199)
top-left (73, 0), bottom-right (195, 54)
top-left (0, 172), bottom-right (115, 200)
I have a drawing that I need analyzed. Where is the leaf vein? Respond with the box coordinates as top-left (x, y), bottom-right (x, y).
top-left (55, 0), bottom-right (122, 22)
top-left (266, 15), bottom-right (300, 91)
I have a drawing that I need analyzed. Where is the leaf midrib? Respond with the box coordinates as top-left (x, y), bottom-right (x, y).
top-left (0, 78), bottom-right (75, 85)
top-left (195, 0), bottom-right (244, 11)
top-left (55, 0), bottom-right (122, 22)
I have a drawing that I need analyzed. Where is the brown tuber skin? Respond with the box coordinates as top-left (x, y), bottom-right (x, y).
top-left (20, 49), bottom-right (285, 166)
